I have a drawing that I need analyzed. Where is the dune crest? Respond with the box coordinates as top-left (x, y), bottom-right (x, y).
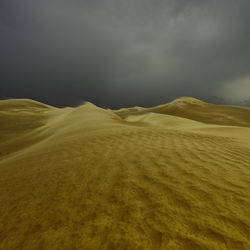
top-left (0, 98), bottom-right (250, 249)
top-left (0, 98), bottom-right (54, 111)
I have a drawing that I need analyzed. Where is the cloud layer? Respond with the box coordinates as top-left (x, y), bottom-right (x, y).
top-left (1, 0), bottom-right (250, 107)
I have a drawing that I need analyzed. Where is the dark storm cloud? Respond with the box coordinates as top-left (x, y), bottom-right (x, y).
top-left (1, 0), bottom-right (250, 107)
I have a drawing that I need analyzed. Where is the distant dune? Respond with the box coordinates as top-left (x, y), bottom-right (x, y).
top-left (0, 97), bottom-right (250, 249)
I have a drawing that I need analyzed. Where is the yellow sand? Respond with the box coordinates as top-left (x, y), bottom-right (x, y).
top-left (0, 97), bottom-right (250, 250)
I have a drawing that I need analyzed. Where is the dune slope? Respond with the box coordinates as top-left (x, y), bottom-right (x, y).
top-left (0, 98), bottom-right (250, 250)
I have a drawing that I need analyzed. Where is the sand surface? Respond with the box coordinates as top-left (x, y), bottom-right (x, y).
top-left (0, 97), bottom-right (250, 249)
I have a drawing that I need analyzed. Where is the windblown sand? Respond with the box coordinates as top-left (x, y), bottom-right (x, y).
top-left (0, 97), bottom-right (250, 249)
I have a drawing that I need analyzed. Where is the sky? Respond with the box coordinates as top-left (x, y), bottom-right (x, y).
top-left (1, 0), bottom-right (250, 108)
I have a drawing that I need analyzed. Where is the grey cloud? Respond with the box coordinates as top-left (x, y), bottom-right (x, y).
top-left (1, 0), bottom-right (250, 108)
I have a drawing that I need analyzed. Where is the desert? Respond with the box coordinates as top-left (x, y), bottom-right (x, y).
top-left (0, 97), bottom-right (250, 249)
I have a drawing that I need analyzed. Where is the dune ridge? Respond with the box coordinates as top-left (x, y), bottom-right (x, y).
top-left (0, 97), bottom-right (250, 249)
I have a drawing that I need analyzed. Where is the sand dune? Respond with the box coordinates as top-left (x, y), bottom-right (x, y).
top-left (0, 97), bottom-right (250, 249)
top-left (116, 97), bottom-right (250, 127)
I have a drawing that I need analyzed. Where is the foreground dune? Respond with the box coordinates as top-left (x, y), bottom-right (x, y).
top-left (0, 97), bottom-right (250, 249)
